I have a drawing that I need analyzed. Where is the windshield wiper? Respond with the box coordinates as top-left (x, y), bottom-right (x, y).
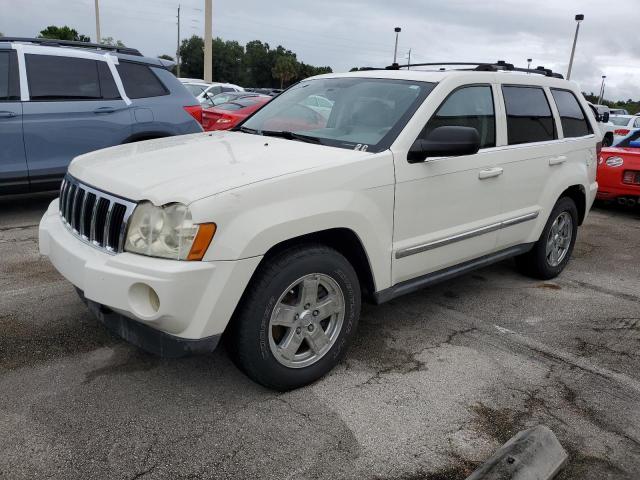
top-left (260, 130), bottom-right (321, 144)
top-left (237, 126), bottom-right (259, 134)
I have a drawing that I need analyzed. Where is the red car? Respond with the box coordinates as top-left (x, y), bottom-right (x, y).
top-left (597, 131), bottom-right (640, 206)
top-left (202, 96), bottom-right (271, 131)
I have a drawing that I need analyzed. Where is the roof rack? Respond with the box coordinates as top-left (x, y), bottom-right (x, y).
top-left (0, 37), bottom-right (142, 56)
top-left (379, 60), bottom-right (564, 79)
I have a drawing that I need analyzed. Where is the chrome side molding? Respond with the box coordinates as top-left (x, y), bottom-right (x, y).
top-left (395, 211), bottom-right (539, 259)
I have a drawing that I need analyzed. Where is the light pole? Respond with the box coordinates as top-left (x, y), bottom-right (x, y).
top-left (393, 27), bottom-right (401, 65)
top-left (598, 75), bottom-right (606, 104)
top-left (94, 0), bottom-right (101, 44)
top-left (566, 14), bottom-right (584, 80)
top-left (204, 0), bottom-right (212, 82)
top-left (527, 58), bottom-right (532, 73)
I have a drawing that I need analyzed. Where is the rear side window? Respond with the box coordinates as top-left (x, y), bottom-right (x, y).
top-left (25, 54), bottom-right (120, 101)
top-left (0, 51), bottom-right (20, 101)
top-left (421, 85), bottom-right (496, 148)
top-left (116, 62), bottom-right (168, 99)
top-left (502, 86), bottom-right (556, 145)
top-left (27, 54), bottom-right (101, 100)
top-left (550, 89), bottom-right (592, 137)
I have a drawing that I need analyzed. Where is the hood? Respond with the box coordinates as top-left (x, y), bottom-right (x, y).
top-left (69, 131), bottom-right (369, 205)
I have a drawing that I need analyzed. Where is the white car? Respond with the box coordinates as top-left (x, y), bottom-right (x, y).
top-left (609, 114), bottom-right (640, 143)
top-left (180, 80), bottom-right (244, 104)
top-left (40, 64), bottom-right (599, 390)
top-left (588, 103), bottom-right (615, 146)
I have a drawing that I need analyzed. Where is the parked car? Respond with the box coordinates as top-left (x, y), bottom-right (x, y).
top-left (202, 95), bottom-right (271, 131)
top-left (609, 115), bottom-right (640, 143)
top-left (40, 63), bottom-right (599, 390)
top-left (202, 91), bottom-right (263, 108)
top-left (609, 108), bottom-right (629, 115)
top-left (180, 80), bottom-right (244, 104)
top-left (597, 129), bottom-right (640, 206)
top-left (245, 87), bottom-right (284, 96)
top-left (301, 94), bottom-right (334, 119)
top-left (0, 38), bottom-right (203, 195)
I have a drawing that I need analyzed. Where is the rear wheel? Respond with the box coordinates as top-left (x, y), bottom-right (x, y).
top-left (228, 245), bottom-right (361, 390)
top-left (516, 197), bottom-right (578, 280)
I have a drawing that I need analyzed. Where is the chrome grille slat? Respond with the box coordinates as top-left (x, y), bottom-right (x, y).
top-left (58, 175), bottom-right (137, 255)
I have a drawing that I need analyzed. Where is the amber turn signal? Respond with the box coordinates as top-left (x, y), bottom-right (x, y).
top-left (187, 223), bottom-right (216, 261)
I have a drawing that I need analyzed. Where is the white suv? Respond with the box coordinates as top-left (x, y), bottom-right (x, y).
top-left (39, 63), bottom-right (599, 390)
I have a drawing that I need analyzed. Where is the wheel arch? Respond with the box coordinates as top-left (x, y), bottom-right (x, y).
top-left (559, 184), bottom-right (587, 225)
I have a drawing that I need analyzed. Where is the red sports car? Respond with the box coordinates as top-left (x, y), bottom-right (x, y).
top-left (597, 130), bottom-right (640, 206)
top-left (202, 96), bottom-right (271, 131)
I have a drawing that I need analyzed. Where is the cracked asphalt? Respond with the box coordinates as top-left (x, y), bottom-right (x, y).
top-left (1, 193), bottom-right (639, 480)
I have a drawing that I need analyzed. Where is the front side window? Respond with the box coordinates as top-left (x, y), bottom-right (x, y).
top-left (116, 62), bottom-right (167, 99)
top-left (502, 86), bottom-right (556, 145)
top-left (419, 85), bottom-right (495, 148)
top-left (241, 78), bottom-right (435, 152)
top-left (551, 89), bottom-right (592, 138)
top-left (0, 51), bottom-right (20, 101)
top-left (26, 54), bottom-right (102, 100)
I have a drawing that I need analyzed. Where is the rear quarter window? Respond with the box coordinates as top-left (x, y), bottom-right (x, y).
top-left (502, 86), bottom-right (556, 145)
top-left (550, 89), bottom-right (592, 138)
top-left (116, 62), bottom-right (168, 99)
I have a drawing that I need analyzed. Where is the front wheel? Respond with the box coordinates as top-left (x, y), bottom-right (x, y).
top-left (227, 245), bottom-right (361, 390)
top-left (516, 197), bottom-right (578, 280)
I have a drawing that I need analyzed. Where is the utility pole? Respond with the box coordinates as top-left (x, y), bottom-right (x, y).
top-left (527, 58), bottom-right (532, 72)
top-left (204, 0), bottom-right (212, 82)
top-left (598, 75), bottom-right (606, 104)
top-left (176, 5), bottom-right (181, 77)
top-left (393, 27), bottom-right (401, 65)
top-left (566, 14), bottom-right (584, 80)
top-left (94, 0), bottom-right (101, 44)
top-left (407, 49), bottom-right (411, 69)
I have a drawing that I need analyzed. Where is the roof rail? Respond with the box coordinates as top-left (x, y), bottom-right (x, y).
top-left (383, 60), bottom-right (564, 79)
top-left (0, 37), bottom-right (142, 56)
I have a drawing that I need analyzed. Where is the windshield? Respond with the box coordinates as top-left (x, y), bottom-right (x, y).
top-left (184, 84), bottom-right (207, 96)
top-left (610, 116), bottom-right (631, 126)
top-left (240, 77), bottom-right (435, 152)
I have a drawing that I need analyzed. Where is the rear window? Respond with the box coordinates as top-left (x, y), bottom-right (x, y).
top-left (0, 51), bottom-right (20, 101)
top-left (116, 62), bottom-right (168, 99)
top-left (609, 116), bottom-right (631, 126)
top-left (217, 102), bottom-right (243, 111)
top-left (550, 89), bottom-right (592, 138)
top-left (502, 86), bottom-right (556, 145)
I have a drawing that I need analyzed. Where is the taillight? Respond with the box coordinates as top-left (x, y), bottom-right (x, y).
top-left (614, 128), bottom-right (630, 136)
top-left (183, 105), bottom-right (203, 125)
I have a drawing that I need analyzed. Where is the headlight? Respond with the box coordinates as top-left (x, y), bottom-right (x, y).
top-left (605, 156), bottom-right (624, 167)
top-left (124, 201), bottom-right (215, 260)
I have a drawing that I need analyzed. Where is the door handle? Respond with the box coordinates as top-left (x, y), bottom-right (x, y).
top-left (479, 167), bottom-right (503, 179)
top-left (93, 107), bottom-right (116, 114)
top-left (0, 111), bottom-right (17, 118)
top-left (549, 155), bottom-right (568, 166)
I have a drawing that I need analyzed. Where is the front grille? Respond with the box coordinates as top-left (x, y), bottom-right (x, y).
top-left (59, 175), bottom-right (137, 254)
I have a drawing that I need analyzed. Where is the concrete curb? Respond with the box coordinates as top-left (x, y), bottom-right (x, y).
top-left (466, 425), bottom-right (568, 480)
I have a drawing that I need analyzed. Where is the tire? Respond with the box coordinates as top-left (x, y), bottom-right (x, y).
top-left (516, 197), bottom-right (579, 280)
top-left (227, 244), bottom-right (361, 391)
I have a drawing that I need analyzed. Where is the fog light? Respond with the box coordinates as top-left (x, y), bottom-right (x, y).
top-left (129, 283), bottom-right (161, 318)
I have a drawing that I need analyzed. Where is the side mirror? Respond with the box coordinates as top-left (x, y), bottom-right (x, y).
top-left (408, 126), bottom-right (481, 163)
top-left (602, 112), bottom-right (610, 123)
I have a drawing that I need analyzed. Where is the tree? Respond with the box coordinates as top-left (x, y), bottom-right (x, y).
top-left (0, 32), bottom-right (4, 38)
top-left (178, 35), bottom-right (205, 78)
top-left (212, 37), bottom-right (244, 83)
top-left (158, 54), bottom-right (174, 61)
top-left (38, 25), bottom-right (90, 42)
top-left (272, 55), bottom-right (298, 89)
top-left (101, 36), bottom-right (125, 47)
top-left (243, 40), bottom-right (272, 87)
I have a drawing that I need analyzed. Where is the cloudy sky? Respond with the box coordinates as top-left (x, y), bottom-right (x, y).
top-left (2, 0), bottom-right (639, 100)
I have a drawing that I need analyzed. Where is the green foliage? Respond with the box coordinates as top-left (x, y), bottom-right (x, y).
top-left (172, 36), bottom-right (332, 88)
top-left (38, 25), bottom-right (90, 42)
top-left (158, 54), bottom-right (174, 61)
top-left (272, 54), bottom-right (298, 89)
top-left (101, 37), bottom-right (125, 47)
top-left (583, 92), bottom-right (640, 115)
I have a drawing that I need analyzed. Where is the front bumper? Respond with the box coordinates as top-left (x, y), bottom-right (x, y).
top-left (39, 200), bottom-right (262, 350)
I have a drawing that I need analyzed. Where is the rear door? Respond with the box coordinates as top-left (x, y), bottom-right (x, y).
top-left (0, 49), bottom-right (28, 193)
top-left (22, 53), bottom-right (132, 191)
